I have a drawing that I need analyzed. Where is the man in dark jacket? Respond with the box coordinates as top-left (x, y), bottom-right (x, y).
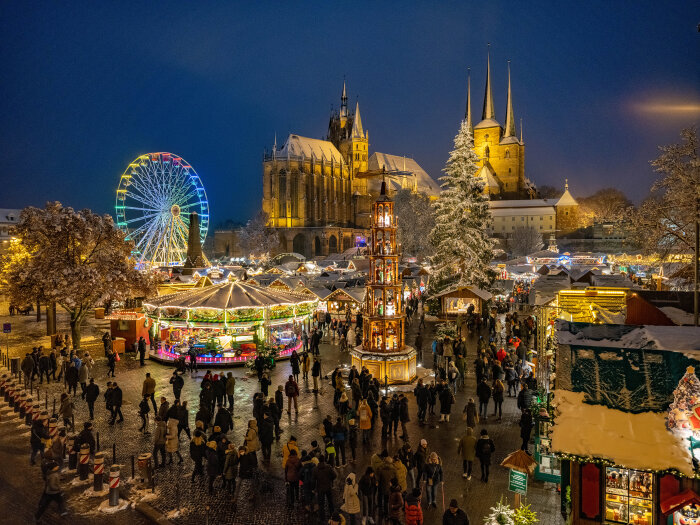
top-left (475, 429), bottom-right (496, 483)
top-left (413, 379), bottom-right (429, 423)
top-left (109, 382), bottom-right (123, 424)
top-left (313, 456), bottom-right (337, 522)
top-left (189, 430), bottom-right (206, 481)
top-left (399, 394), bottom-right (410, 439)
top-left (200, 382), bottom-right (215, 415)
top-left (77, 421), bottom-right (96, 455)
top-left (517, 383), bottom-right (533, 412)
top-left (311, 358), bottom-right (322, 392)
top-left (214, 403), bottom-right (233, 434)
top-left (38, 351), bottom-right (51, 384)
top-left (85, 378), bottom-right (100, 420)
top-left (169, 371), bottom-right (184, 400)
top-left (476, 378), bottom-right (492, 420)
top-left (30, 417), bottom-right (50, 465)
top-left (258, 412), bottom-right (275, 461)
top-left (138, 336), bottom-right (147, 366)
top-left (443, 498), bottom-right (469, 525)
top-left (519, 408), bottom-right (534, 454)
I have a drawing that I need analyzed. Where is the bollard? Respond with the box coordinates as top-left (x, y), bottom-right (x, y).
top-left (25, 398), bottom-right (33, 426)
top-left (0, 374), bottom-right (7, 396)
top-left (32, 406), bottom-right (41, 424)
top-left (17, 392), bottom-right (27, 416)
top-left (7, 384), bottom-right (16, 408)
top-left (13, 387), bottom-right (22, 409)
top-left (49, 418), bottom-right (57, 439)
top-left (5, 382), bottom-right (14, 404)
top-left (78, 443), bottom-right (90, 480)
top-left (108, 465), bottom-right (120, 507)
top-left (93, 452), bottom-right (105, 492)
top-left (67, 436), bottom-right (77, 470)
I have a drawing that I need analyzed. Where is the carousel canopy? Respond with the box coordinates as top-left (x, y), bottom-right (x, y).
top-left (144, 281), bottom-right (313, 311)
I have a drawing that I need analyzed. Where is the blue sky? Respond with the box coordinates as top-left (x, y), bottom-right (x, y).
top-left (2, 1), bottom-right (698, 226)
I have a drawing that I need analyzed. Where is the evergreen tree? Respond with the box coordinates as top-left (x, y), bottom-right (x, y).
top-left (429, 119), bottom-right (495, 293)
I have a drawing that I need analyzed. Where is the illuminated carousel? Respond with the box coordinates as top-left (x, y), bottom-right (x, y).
top-left (143, 281), bottom-right (316, 366)
top-left (350, 182), bottom-right (417, 384)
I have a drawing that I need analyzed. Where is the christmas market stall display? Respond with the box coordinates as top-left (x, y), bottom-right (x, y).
top-left (429, 284), bottom-right (492, 317)
top-left (350, 183), bottom-right (416, 384)
top-left (143, 281), bottom-right (317, 366)
top-left (106, 310), bottom-right (153, 353)
top-left (325, 287), bottom-right (365, 319)
top-left (552, 321), bottom-right (700, 525)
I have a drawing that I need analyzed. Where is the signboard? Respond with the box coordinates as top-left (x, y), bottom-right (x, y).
top-left (508, 469), bottom-right (527, 495)
top-left (2, 323), bottom-right (10, 334)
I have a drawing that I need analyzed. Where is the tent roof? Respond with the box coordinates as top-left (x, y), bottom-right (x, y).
top-left (144, 281), bottom-right (313, 310)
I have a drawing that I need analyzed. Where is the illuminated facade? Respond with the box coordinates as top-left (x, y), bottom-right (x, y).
top-left (350, 183), bottom-right (416, 384)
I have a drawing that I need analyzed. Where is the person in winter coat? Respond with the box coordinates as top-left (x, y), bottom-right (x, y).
top-left (142, 373), bottom-right (157, 412)
top-left (65, 363), bottom-right (79, 396)
top-left (475, 429), bottom-right (496, 482)
top-left (476, 378), bottom-right (492, 421)
top-left (77, 358), bottom-right (89, 398)
top-left (222, 443), bottom-right (239, 493)
top-left (259, 412), bottom-right (274, 461)
top-left (393, 454), bottom-right (408, 493)
top-left (492, 379), bottom-right (505, 420)
top-left (414, 379), bottom-right (429, 423)
top-left (457, 427), bottom-right (477, 479)
top-left (358, 399), bottom-right (372, 443)
top-left (205, 441), bottom-right (220, 494)
top-left (405, 487), bottom-right (424, 525)
top-left (110, 382), bottom-right (124, 424)
top-left (438, 382), bottom-right (455, 422)
top-left (517, 383), bottom-right (533, 412)
top-left (422, 452), bottom-right (443, 509)
top-left (58, 393), bottom-right (74, 431)
top-left (35, 461), bottom-right (66, 520)
top-left (359, 466), bottom-right (377, 522)
top-left (30, 417), bottom-right (50, 465)
top-left (158, 397), bottom-right (170, 422)
top-left (177, 400), bottom-right (191, 439)
top-left (21, 353), bottom-right (35, 386)
top-left (519, 408), bottom-right (534, 453)
top-left (389, 480), bottom-right (404, 525)
top-left (214, 403), bottom-right (233, 434)
top-left (244, 419), bottom-right (260, 453)
top-left (138, 395), bottom-right (151, 434)
top-left (414, 439), bottom-right (429, 483)
top-left (290, 350), bottom-right (301, 383)
top-left (399, 394), bottom-right (410, 439)
top-left (85, 378), bottom-right (99, 420)
top-left (284, 448), bottom-right (302, 506)
top-left (285, 375), bottom-right (299, 414)
top-left (225, 372), bottom-right (235, 410)
top-left (347, 418), bottom-right (358, 462)
top-left (77, 421), bottom-right (96, 455)
top-left (443, 499), bottom-right (470, 525)
top-left (152, 416), bottom-right (167, 467)
top-left (312, 357), bottom-right (322, 392)
top-left (463, 398), bottom-right (478, 429)
top-left (169, 371), bottom-right (184, 400)
top-left (341, 472), bottom-right (361, 525)
top-left (165, 418), bottom-right (183, 464)
top-left (332, 417), bottom-right (347, 466)
top-left (314, 456), bottom-right (337, 522)
top-left (376, 454), bottom-right (397, 517)
top-left (189, 430), bottom-right (206, 481)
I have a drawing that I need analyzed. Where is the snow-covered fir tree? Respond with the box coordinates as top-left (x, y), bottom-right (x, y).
top-left (429, 119), bottom-right (495, 293)
top-left (667, 366), bottom-right (700, 438)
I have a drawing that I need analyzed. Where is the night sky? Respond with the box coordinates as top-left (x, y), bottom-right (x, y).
top-left (2, 2), bottom-right (699, 227)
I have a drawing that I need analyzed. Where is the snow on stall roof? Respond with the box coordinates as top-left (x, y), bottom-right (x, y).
top-left (552, 390), bottom-right (694, 476)
top-left (660, 307), bottom-right (696, 326)
top-left (367, 152), bottom-right (439, 196)
top-left (557, 321), bottom-right (700, 352)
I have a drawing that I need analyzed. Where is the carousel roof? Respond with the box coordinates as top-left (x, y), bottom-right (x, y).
top-left (144, 280), bottom-right (314, 310)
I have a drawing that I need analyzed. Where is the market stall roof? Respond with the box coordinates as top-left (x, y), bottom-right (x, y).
top-left (552, 389), bottom-right (694, 476)
top-left (430, 284), bottom-right (492, 301)
top-left (660, 489), bottom-right (700, 515)
top-left (144, 281), bottom-right (314, 310)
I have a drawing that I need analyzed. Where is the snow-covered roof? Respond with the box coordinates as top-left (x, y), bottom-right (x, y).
top-left (556, 188), bottom-right (578, 207)
top-left (473, 118), bottom-right (501, 130)
top-left (552, 389), bottom-right (694, 476)
top-left (659, 307), bottom-right (695, 326)
top-left (367, 153), bottom-right (439, 196)
top-left (499, 135), bottom-right (520, 145)
top-left (477, 164), bottom-right (500, 190)
top-left (490, 206), bottom-right (555, 217)
top-left (489, 199), bottom-right (556, 208)
top-left (556, 321), bottom-right (700, 351)
top-left (277, 134), bottom-right (346, 165)
top-left (0, 208), bottom-right (21, 225)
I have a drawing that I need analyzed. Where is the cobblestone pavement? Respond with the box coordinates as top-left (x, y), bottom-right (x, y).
top-left (0, 306), bottom-right (563, 525)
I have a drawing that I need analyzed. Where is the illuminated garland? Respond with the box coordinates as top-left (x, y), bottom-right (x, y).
top-left (554, 452), bottom-right (697, 479)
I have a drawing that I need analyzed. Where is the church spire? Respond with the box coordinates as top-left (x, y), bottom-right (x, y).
top-left (352, 101), bottom-right (364, 138)
top-left (464, 68), bottom-right (473, 132)
top-left (503, 60), bottom-right (516, 138)
top-left (519, 117), bottom-right (523, 143)
top-left (482, 44), bottom-right (495, 121)
top-left (340, 80), bottom-right (348, 125)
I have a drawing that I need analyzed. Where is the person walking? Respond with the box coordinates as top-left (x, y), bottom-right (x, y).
top-left (475, 429), bottom-right (495, 483)
top-left (85, 378), bottom-right (99, 420)
top-left (35, 461), bottom-right (67, 520)
top-left (285, 375), bottom-right (299, 414)
top-left (225, 372), bottom-right (235, 410)
top-left (109, 382), bottom-right (124, 424)
top-left (358, 399), bottom-right (372, 444)
top-left (422, 452), bottom-right (443, 509)
top-left (476, 378), bottom-right (491, 422)
top-left (399, 394), bottom-right (410, 440)
top-left (30, 417), bottom-right (49, 465)
top-left (222, 443), bottom-right (239, 494)
top-left (165, 417), bottom-right (184, 464)
top-left (214, 403), bottom-right (233, 434)
top-left (290, 350), bottom-right (301, 383)
top-left (438, 382), bottom-right (455, 422)
top-left (65, 362), bottom-right (78, 396)
top-left (463, 398), bottom-right (478, 429)
top-left (359, 467), bottom-right (377, 523)
top-left (284, 448), bottom-right (302, 507)
top-left (442, 499), bottom-right (469, 525)
top-left (314, 455), bottom-right (337, 523)
top-left (341, 472), bottom-right (361, 525)
top-left (405, 487), bottom-right (424, 525)
top-left (139, 395), bottom-right (151, 434)
top-left (457, 427), bottom-right (477, 480)
top-left (177, 400), bottom-right (191, 439)
top-left (301, 351), bottom-right (311, 382)
top-left (189, 430), bottom-right (206, 482)
top-left (492, 378), bottom-right (505, 421)
top-left (519, 408), bottom-right (534, 454)
top-left (169, 370), bottom-right (184, 400)
top-left (152, 416), bottom-right (167, 468)
top-left (388, 480), bottom-right (404, 525)
top-left (106, 349), bottom-right (116, 377)
top-left (205, 440), bottom-right (220, 494)
top-left (312, 357), bottom-right (322, 393)
top-left (58, 393), bottom-right (74, 432)
top-left (142, 373), bottom-right (157, 412)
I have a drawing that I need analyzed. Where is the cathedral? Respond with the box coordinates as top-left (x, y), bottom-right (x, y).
top-left (262, 83), bottom-right (438, 259)
top-left (467, 52), bottom-right (531, 200)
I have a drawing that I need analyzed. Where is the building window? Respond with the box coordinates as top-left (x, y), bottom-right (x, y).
top-left (484, 145), bottom-right (490, 159)
top-left (278, 171), bottom-right (287, 217)
top-left (290, 175), bottom-right (299, 217)
top-left (505, 150), bottom-right (510, 159)
top-left (509, 168), bottom-right (512, 173)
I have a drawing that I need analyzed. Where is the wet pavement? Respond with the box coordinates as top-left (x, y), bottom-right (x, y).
top-left (0, 306), bottom-right (563, 525)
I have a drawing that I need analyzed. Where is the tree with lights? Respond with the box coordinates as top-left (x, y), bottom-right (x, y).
top-left (667, 366), bottom-right (700, 437)
top-left (0, 202), bottom-right (155, 349)
top-left (238, 210), bottom-right (280, 261)
top-left (428, 120), bottom-right (495, 293)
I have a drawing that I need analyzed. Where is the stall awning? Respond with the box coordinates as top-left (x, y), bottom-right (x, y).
top-left (661, 489), bottom-right (700, 515)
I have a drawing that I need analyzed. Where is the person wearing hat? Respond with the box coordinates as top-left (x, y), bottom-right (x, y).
top-left (77, 421), bottom-right (96, 456)
top-left (35, 461), bottom-right (67, 520)
top-left (475, 429), bottom-right (495, 483)
top-left (405, 487), bottom-right (423, 525)
top-left (442, 499), bottom-right (469, 525)
top-left (414, 439), bottom-right (429, 485)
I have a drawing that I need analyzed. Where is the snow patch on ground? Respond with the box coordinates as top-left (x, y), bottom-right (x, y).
top-left (551, 389), bottom-right (694, 476)
top-left (97, 498), bottom-right (131, 513)
top-left (79, 486), bottom-right (110, 498)
top-left (68, 476), bottom-right (93, 487)
top-left (130, 487), bottom-right (160, 503)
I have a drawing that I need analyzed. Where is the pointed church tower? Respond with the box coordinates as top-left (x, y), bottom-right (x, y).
top-left (482, 45), bottom-right (495, 121)
top-left (503, 61), bottom-right (516, 138)
top-left (340, 81), bottom-right (348, 128)
top-left (352, 101), bottom-right (364, 138)
top-left (464, 68), bottom-right (473, 133)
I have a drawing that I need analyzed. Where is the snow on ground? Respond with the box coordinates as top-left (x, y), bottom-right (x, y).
top-left (551, 389), bottom-right (694, 476)
top-left (97, 498), bottom-right (131, 514)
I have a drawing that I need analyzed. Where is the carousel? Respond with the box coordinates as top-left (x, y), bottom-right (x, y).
top-left (143, 280), bottom-right (317, 366)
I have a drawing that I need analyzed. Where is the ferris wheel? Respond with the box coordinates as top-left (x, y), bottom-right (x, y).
top-left (115, 152), bottom-right (209, 267)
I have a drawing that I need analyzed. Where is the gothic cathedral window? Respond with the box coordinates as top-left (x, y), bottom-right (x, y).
top-left (278, 171), bottom-right (286, 217)
top-left (505, 150), bottom-right (510, 159)
top-left (484, 145), bottom-right (490, 159)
